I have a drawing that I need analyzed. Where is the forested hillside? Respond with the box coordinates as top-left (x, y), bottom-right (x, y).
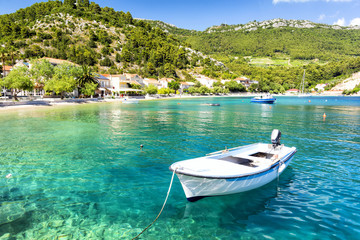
top-left (1, 1), bottom-right (360, 93)
top-left (0, 0), bottom-right (215, 79)
top-left (149, 18), bottom-right (360, 61)
top-left (147, 18), bottom-right (360, 92)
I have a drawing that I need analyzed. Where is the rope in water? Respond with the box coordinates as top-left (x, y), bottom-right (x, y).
top-left (132, 170), bottom-right (176, 240)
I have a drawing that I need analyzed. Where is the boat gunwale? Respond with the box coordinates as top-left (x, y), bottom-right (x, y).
top-left (169, 149), bottom-right (296, 179)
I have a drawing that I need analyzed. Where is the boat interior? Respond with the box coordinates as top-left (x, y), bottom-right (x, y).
top-left (218, 151), bottom-right (276, 167)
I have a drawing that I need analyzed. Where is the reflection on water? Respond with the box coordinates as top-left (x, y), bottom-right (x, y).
top-left (0, 97), bottom-right (359, 239)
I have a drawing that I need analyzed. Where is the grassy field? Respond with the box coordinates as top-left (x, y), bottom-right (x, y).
top-left (247, 57), bottom-right (327, 67)
top-left (249, 57), bottom-right (287, 66)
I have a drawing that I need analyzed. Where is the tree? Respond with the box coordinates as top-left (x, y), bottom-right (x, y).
top-left (2, 65), bottom-right (33, 100)
top-left (81, 82), bottom-right (98, 97)
top-left (30, 59), bottom-right (54, 85)
top-left (168, 81), bottom-right (180, 93)
top-left (248, 83), bottom-right (258, 92)
top-left (213, 81), bottom-right (223, 88)
top-left (158, 88), bottom-right (173, 95)
top-left (100, 57), bottom-right (113, 67)
top-left (0, 47), bottom-right (7, 78)
top-left (79, 0), bottom-right (89, 8)
top-left (187, 86), bottom-right (198, 95)
top-left (225, 80), bottom-right (246, 92)
top-left (44, 63), bottom-right (79, 98)
top-left (144, 84), bottom-right (158, 95)
top-left (199, 85), bottom-right (210, 94)
top-left (77, 65), bottom-right (98, 97)
top-left (8, 46), bottom-right (18, 66)
top-left (77, 65), bottom-right (97, 89)
top-left (194, 81), bottom-right (201, 88)
top-left (89, 2), bottom-right (101, 13)
top-left (212, 86), bottom-right (223, 95)
top-left (64, 0), bottom-right (76, 8)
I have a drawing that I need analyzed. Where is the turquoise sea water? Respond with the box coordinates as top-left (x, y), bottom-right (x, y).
top-left (0, 96), bottom-right (359, 239)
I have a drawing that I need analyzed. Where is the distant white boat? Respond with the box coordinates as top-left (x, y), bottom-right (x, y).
top-left (120, 98), bottom-right (139, 104)
top-left (169, 130), bottom-right (297, 201)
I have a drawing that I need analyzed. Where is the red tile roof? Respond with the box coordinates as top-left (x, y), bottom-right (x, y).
top-left (3, 66), bottom-right (12, 71)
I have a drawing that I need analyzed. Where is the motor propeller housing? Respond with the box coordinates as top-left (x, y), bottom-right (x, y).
top-left (271, 129), bottom-right (281, 148)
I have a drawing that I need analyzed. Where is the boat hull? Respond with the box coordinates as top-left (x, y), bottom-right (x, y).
top-left (251, 98), bottom-right (276, 104)
top-left (174, 152), bottom-right (295, 201)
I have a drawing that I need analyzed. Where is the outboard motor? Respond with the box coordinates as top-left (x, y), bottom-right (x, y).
top-left (271, 129), bottom-right (281, 148)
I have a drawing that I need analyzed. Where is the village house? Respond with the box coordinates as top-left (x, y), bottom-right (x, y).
top-left (234, 77), bottom-right (251, 88)
top-left (180, 82), bottom-right (196, 93)
top-left (314, 84), bottom-right (327, 92)
top-left (103, 74), bottom-right (143, 95)
top-left (286, 88), bottom-right (299, 94)
top-left (2, 66), bottom-right (12, 77)
top-left (222, 78), bottom-right (258, 89)
top-left (196, 76), bottom-right (217, 88)
top-left (94, 74), bottom-right (111, 97)
top-left (123, 73), bottom-right (144, 86)
top-left (143, 78), bottom-right (162, 89)
top-left (159, 78), bottom-right (174, 89)
top-left (13, 60), bottom-right (29, 69)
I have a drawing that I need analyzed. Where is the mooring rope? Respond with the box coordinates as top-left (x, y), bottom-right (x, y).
top-left (132, 170), bottom-right (176, 240)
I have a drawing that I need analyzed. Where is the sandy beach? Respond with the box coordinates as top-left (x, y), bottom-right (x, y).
top-left (0, 91), bottom-right (354, 112)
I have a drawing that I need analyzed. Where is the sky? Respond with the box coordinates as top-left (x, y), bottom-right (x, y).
top-left (1, 0), bottom-right (360, 30)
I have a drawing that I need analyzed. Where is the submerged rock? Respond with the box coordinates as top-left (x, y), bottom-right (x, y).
top-left (50, 220), bottom-right (64, 228)
top-left (0, 202), bottom-right (25, 225)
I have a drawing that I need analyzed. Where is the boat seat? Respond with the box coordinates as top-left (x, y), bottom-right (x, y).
top-left (220, 156), bottom-right (252, 165)
top-left (232, 154), bottom-right (272, 166)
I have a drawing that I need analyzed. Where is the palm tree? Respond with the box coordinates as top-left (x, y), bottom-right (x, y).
top-left (77, 65), bottom-right (98, 97)
top-left (77, 65), bottom-right (97, 88)
top-left (0, 46), bottom-right (8, 78)
top-left (8, 46), bottom-right (18, 66)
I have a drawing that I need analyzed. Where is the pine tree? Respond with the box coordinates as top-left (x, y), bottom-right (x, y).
top-left (83, 0), bottom-right (90, 8)
top-left (64, 0), bottom-right (76, 8)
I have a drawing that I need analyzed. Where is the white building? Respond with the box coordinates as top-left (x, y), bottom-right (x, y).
top-left (180, 82), bottom-right (196, 92)
top-left (103, 74), bottom-right (143, 94)
top-left (314, 84), bottom-right (327, 92)
top-left (159, 78), bottom-right (174, 89)
top-left (196, 76), bottom-right (217, 88)
top-left (143, 78), bottom-right (162, 89)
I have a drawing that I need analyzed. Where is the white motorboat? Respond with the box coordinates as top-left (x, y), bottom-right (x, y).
top-left (120, 98), bottom-right (139, 104)
top-left (169, 130), bottom-right (296, 202)
top-left (251, 94), bottom-right (276, 104)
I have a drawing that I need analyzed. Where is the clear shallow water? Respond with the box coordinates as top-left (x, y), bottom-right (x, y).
top-left (0, 96), bottom-right (359, 239)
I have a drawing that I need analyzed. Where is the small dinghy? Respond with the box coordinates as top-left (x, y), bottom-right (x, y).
top-left (169, 130), bottom-right (296, 201)
top-left (204, 103), bottom-right (220, 106)
top-left (121, 98), bottom-right (139, 104)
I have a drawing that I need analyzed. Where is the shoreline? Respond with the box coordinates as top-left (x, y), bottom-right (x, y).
top-left (0, 93), bottom-right (357, 112)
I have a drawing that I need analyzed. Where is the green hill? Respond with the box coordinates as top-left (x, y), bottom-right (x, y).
top-left (0, 0), bottom-right (210, 79)
top-left (2, 1), bottom-right (360, 93)
top-left (149, 18), bottom-right (360, 61)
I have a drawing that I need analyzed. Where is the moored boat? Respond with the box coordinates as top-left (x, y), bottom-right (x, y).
top-left (120, 98), bottom-right (139, 104)
top-left (251, 94), bottom-right (276, 103)
top-left (169, 130), bottom-right (296, 202)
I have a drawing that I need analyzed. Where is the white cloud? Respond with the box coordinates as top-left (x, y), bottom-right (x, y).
top-left (273, 0), bottom-right (352, 4)
top-left (318, 14), bottom-right (326, 21)
top-left (333, 18), bottom-right (346, 26)
top-left (350, 18), bottom-right (360, 26)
